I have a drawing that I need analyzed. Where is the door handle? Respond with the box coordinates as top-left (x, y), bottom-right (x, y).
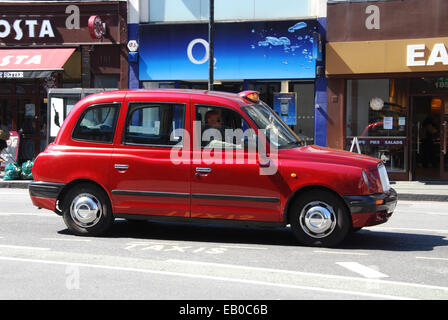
top-left (114, 164), bottom-right (129, 171)
top-left (417, 121), bottom-right (420, 155)
top-left (195, 167), bottom-right (212, 176)
top-left (443, 121), bottom-right (447, 155)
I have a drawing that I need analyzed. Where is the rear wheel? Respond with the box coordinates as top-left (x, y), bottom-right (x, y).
top-left (62, 183), bottom-right (114, 236)
top-left (289, 190), bottom-right (351, 247)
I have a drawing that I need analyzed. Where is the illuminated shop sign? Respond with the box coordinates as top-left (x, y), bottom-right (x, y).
top-left (407, 43), bottom-right (448, 67)
top-left (139, 20), bottom-right (318, 80)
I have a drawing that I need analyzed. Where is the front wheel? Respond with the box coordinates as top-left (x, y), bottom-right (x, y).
top-left (62, 183), bottom-right (114, 236)
top-left (289, 190), bottom-right (351, 247)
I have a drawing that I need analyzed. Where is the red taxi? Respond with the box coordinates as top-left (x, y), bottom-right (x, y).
top-left (29, 89), bottom-right (397, 247)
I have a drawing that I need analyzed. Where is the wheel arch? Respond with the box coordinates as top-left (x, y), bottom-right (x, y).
top-left (283, 185), bottom-right (351, 225)
top-left (56, 179), bottom-right (111, 214)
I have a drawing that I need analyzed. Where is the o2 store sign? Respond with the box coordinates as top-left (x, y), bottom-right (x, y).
top-left (187, 39), bottom-right (217, 65)
top-left (139, 21), bottom-right (318, 81)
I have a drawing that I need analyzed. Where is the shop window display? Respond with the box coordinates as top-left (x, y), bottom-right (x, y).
top-left (346, 79), bottom-right (408, 173)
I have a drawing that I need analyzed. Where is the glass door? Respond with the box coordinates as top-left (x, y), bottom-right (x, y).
top-left (441, 100), bottom-right (448, 180)
top-left (411, 96), bottom-right (447, 181)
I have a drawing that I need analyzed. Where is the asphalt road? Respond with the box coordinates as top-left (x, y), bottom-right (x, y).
top-left (0, 188), bottom-right (447, 301)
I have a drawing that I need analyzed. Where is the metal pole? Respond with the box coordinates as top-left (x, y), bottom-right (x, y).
top-left (208, 0), bottom-right (214, 91)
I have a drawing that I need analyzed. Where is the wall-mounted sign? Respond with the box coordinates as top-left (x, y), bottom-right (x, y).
top-left (407, 43), bottom-right (448, 67)
top-left (273, 92), bottom-right (297, 125)
top-left (127, 40), bottom-right (139, 52)
top-left (0, 2), bottom-right (123, 45)
top-left (0, 19), bottom-right (55, 40)
top-left (88, 15), bottom-right (105, 39)
top-left (140, 20), bottom-right (318, 80)
top-left (327, 37), bottom-right (448, 75)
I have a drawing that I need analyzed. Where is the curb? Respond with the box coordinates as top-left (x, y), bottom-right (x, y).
top-left (397, 193), bottom-right (448, 202)
top-left (0, 181), bottom-right (30, 189)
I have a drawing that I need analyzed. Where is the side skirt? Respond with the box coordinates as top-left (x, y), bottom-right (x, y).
top-left (114, 213), bottom-right (286, 229)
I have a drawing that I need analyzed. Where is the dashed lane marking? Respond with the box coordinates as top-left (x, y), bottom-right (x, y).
top-left (314, 250), bottom-right (369, 256)
top-left (41, 238), bottom-right (91, 242)
top-left (366, 227), bottom-right (448, 234)
top-left (416, 257), bottom-right (448, 262)
top-left (336, 262), bottom-right (389, 279)
top-left (0, 244), bottom-right (50, 251)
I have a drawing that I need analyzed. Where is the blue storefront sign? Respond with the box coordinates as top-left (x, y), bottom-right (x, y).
top-left (139, 20), bottom-right (318, 81)
top-left (273, 92), bottom-right (297, 125)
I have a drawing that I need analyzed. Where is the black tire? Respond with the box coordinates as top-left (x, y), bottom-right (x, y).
top-left (289, 190), bottom-right (351, 247)
top-left (62, 183), bottom-right (114, 236)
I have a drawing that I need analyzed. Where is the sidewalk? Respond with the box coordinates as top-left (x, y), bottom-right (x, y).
top-left (1, 172), bottom-right (448, 201)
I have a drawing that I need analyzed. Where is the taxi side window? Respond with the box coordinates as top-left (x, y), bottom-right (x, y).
top-left (72, 103), bottom-right (120, 143)
top-left (196, 105), bottom-right (252, 149)
top-left (124, 102), bottom-right (185, 146)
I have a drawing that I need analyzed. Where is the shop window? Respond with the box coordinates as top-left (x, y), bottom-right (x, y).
top-left (346, 79), bottom-right (408, 173)
top-left (93, 74), bottom-right (119, 88)
top-left (72, 104), bottom-right (120, 143)
top-left (124, 103), bottom-right (185, 146)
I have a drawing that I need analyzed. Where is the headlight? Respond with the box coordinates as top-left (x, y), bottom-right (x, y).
top-left (377, 163), bottom-right (391, 192)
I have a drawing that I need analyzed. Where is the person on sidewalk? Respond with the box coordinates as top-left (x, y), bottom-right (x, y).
top-left (0, 119), bottom-right (10, 168)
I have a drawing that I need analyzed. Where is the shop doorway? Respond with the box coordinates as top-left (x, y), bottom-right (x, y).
top-left (0, 80), bottom-right (47, 163)
top-left (411, 96), bottom-right (448, 180)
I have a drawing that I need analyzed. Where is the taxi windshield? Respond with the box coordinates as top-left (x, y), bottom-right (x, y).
top-left (242, 102), bottom-right (304, 149)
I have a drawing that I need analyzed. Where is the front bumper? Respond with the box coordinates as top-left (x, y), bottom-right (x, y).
top-left (343, 188), bottom-right (397, 228)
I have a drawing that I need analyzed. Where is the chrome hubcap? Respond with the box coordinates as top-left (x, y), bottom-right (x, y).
top-left (70, 193), bottom-right (102, 228)
top-left (299, 201), bottom-right (337, 238)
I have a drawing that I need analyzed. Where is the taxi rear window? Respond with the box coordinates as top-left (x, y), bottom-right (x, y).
top-left (72, 103), bottom-right (120, 143)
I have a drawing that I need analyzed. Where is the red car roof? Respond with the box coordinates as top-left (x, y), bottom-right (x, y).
top-left (90, 89), bottom-right (251, 108)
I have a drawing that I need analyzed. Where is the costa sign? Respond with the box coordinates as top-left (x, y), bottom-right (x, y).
top-left (0, 19), bottom-right (54, 40)
top-left (0, 3), bottom-right (120, 45)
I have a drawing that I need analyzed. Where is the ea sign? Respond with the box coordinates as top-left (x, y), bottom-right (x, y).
top-left (407, 43), bottom-right (448, 66)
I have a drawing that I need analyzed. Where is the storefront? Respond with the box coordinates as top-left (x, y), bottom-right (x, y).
top-left (136, 19), bottom-right (326, 145)
top-left (326, 0), bottom-right (448, 181)
top-left (0, 1), bottom-right (127, 163)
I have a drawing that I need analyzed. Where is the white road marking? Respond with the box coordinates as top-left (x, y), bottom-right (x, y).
top-left (0, 212), bottom-right (55, 217)
top-left (41, 238), bottom-right (91, 242)
top-left (416, 257), bottom-right (448, 262)
top-left (219, 245), bottom-right (268, 250)
top-left (367, 227), bottom-right (448, 234)
top-left (0, 191), bottom-right (30, 195)
top-left (394, 210), bottom-right (448, 216)
top-left (0, 255), bottom-right (413, 300)
top-left (314, 250), bottom-right (369, 256)
top-left (337, 262), bottom-right (389, 279)
top-left (424, 212), bottom-right (448, 216)
top-left (167, 259), bottom-right (448, 294)
top-left (0, 244), bottom-right (50, 251)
